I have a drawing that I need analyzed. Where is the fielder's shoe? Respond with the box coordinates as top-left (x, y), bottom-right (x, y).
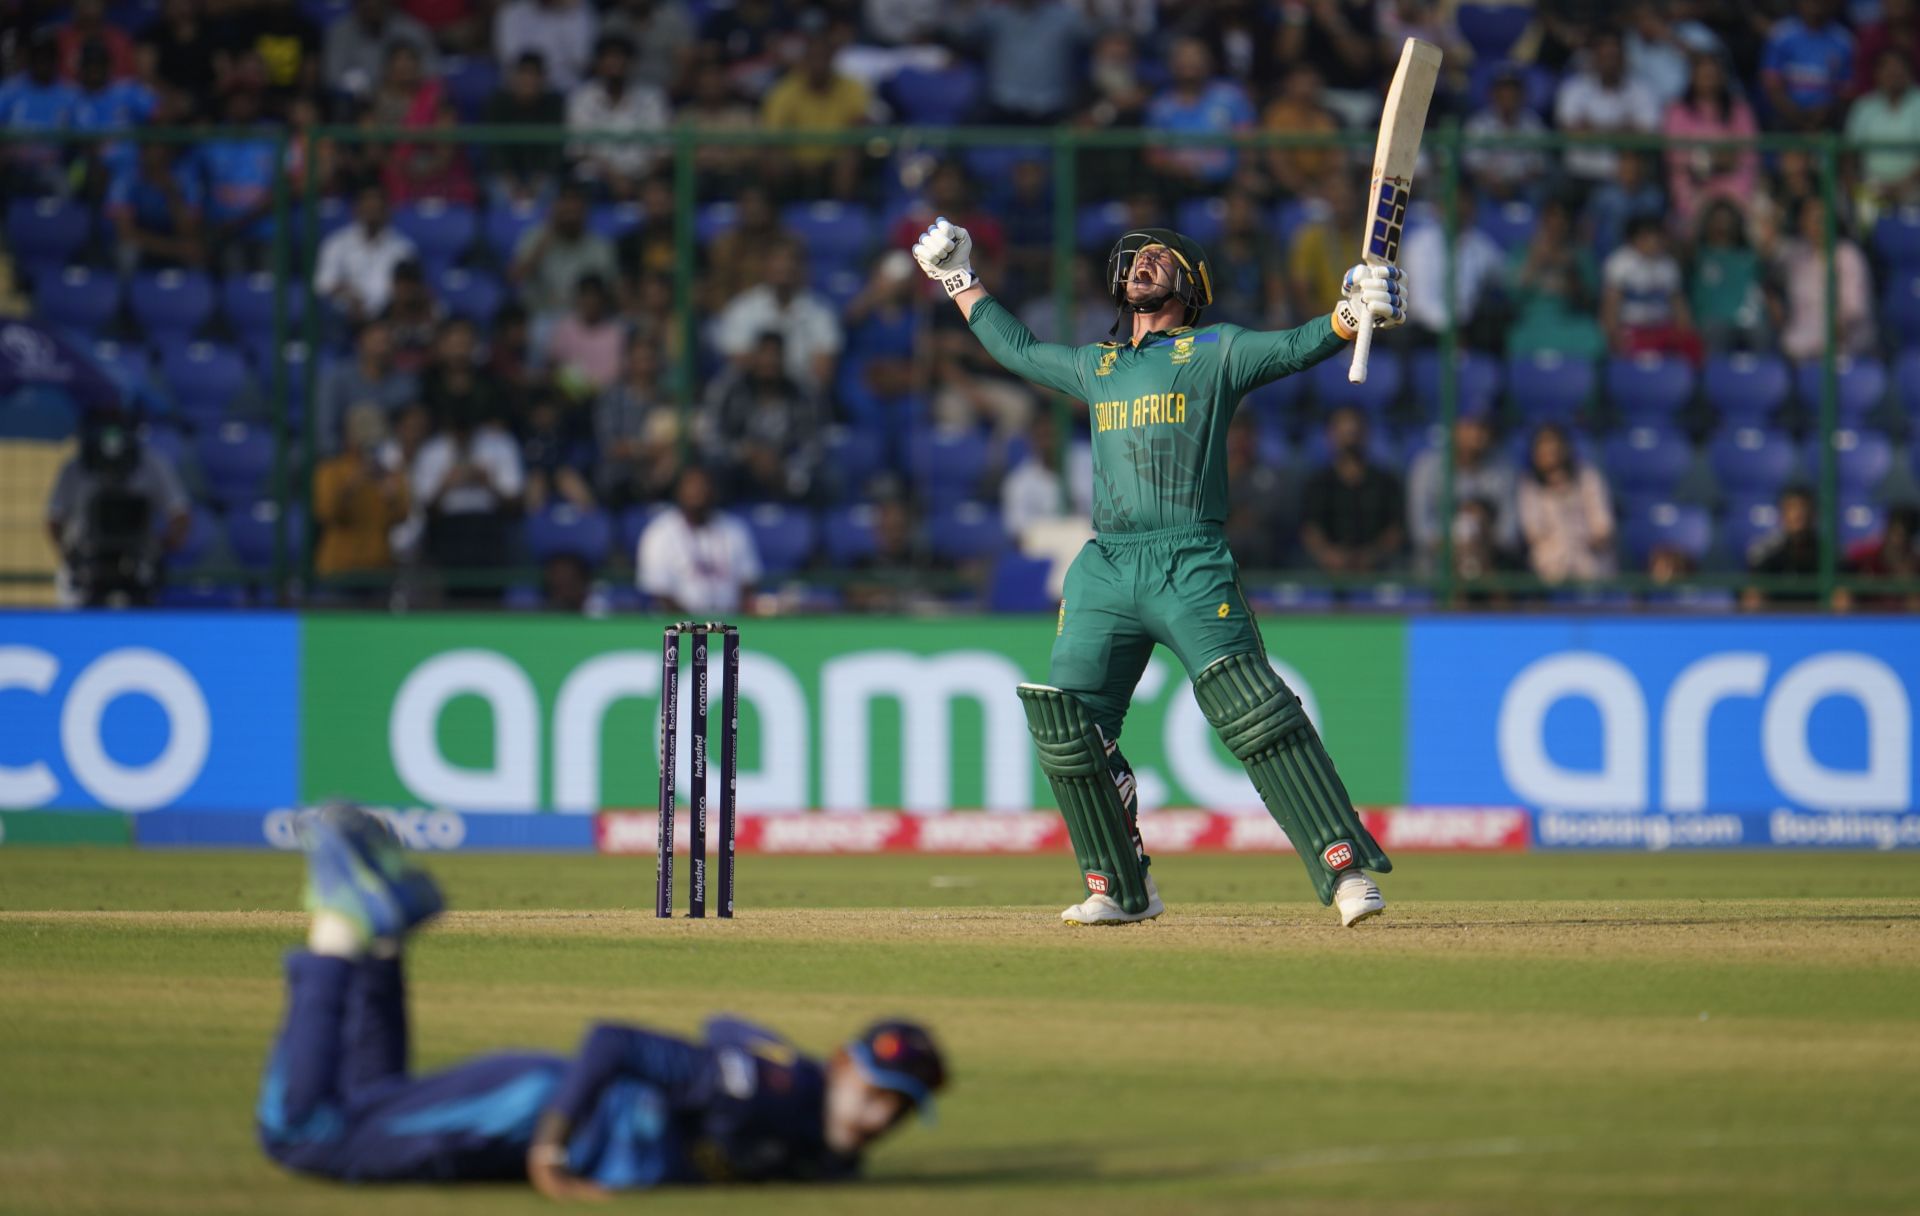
top-left (298, 803), bottom-right (443, 941)
top-left (1061, 873), bottom-right (1164, 925)
top-left (1333, 869), bottom-right (1385, 927)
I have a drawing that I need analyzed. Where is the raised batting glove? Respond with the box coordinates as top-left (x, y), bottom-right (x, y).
top-left (1333, 264), bottom-right (1408, 339)
top-left (911, 216), bottom-right (977, 298)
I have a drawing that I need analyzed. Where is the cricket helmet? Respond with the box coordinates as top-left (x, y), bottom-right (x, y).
top-left (1105, 227), bottom-right (1214, 324)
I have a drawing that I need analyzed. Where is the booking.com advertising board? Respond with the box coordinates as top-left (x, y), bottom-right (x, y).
top-left (3, 613), bottom-right (1918, 851)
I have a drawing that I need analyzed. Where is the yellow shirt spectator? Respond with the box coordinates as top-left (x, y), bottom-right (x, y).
top-left (761, 67), bottom-right (870, 167)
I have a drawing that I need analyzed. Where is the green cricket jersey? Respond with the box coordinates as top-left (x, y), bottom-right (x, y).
top-left (967, 297), bottom-right (1348, 534)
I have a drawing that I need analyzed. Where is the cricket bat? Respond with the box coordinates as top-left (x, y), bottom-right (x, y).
top-left (1350, 37), bottom-right (1443, 384)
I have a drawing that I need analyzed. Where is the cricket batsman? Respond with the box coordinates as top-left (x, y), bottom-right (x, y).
top-left (258, 805), bottom-right (945, 1198)
top-left (910, 218), bottom-right (1407, 927)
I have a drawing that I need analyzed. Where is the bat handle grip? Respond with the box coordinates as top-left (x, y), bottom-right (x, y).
top-left (1348, 308), bottom-right (1374, 384)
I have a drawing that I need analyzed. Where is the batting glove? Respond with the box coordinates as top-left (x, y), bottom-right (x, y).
top-left (911, 216), bottom-right (977, 298)
top-left (1333, 264), bottom-right (1408, 338)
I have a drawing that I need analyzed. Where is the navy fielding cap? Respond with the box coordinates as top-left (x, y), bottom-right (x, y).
top-left (846, 1020), bottom-right (947, 1121)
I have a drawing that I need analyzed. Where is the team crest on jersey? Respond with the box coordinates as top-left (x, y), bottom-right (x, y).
top-left (1095, 349), bottom-right (1119, 377)
top-left (1170, 335), bottom-right (1196, 365)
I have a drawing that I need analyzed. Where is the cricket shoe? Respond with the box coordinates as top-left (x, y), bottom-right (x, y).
top-left (1333, 870), bottom-right (1385, 927)
top-left (298, 803), bottom-right (444, 941)
top-left (1061, 873), bottom-right (1164, 925)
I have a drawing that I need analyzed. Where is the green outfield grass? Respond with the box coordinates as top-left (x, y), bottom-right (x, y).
top-left (3, 851), bottom-right (1918, 1216)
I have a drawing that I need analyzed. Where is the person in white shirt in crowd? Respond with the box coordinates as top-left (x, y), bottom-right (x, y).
top-left (1001, 410), bottom-right (1076, 539)
top-left (1555, 27), bottom-right (1662, 190)
top-left (637, 465), bottom-right (762, 616)
top-left (1622, 0), bottom-right (1721, 107)
top-left (1463, 67), bottom-right (1547, 200)
top-left (313, 185), bottom-right (417, 325)
top-left (323, 0), bottom-right (437, 100)
top-left (711, 245), bottom-right (843, 392)
top-left (411, 401), bottom-right (525, 593)
top-left (1845, 48), bottom-right (1920, 224)
top-left (1406, 408), bottom-right (1519, 575)
top-left (566, 33), bottom-right (669, 197)
top-left (1397, 192), bottom-right (1507, 349)
top-left (494, 0), bottom-right (596, 92)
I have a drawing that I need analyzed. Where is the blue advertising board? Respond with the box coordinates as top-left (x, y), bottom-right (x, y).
top-left (1409, 619), bottom-right (1920, 814)
top-left (0, 613), bottom-right (298, 812)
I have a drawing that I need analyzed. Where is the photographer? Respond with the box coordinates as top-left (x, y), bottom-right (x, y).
top-left (46, 411), bottom-right (191, 606)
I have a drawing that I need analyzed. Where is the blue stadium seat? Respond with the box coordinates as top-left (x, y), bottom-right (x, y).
top-left (1250, 582), bottom-right (1338, 611)
top-left (226, 501), bottom-right (305, 569)
top-left (929, 501), bottom-right (1006, 562)
top-left (393, 200), bottom-right (478, 274)
top-left (822, 503), bottom-right (880, 565)
top-left (1409, 350), bottom-right (1502, 417)
top-left (161, 342), bottom-right (251, 429)
top-left (130, 270), bottom-right (215, 341)
top-left (440, 55), bottom-right (500, 121)
top-left (1794, 356), bottom-right (1888, 423)
top-left (962, 147), bottom-right (1044, 194)
top-left (885, 64), bottom-right (982, 125)
top-left (618, 503), bottom-right (670, 556)
top-left (220, 273), bottom-right (306, 338)
top-left (1173, 197), bottom-right (1228, 247)
top-left (1817, 428), bottom-right (1896, 498)
top-left (1606, 354), bottom-right (1694, 423)
top-left (33, 267), bottom-right (120, 336)
top-left (167, 505), bottom-right (221, 569)
top-left (197, 420), bottom-right (274, 505)
top-left (1898, 349), bottom-right (1920, 417)
top-left (1873, 206), bottom-right (1920, 266)
top-left (525, 504), bottom-right (613, 564)
top-left (1076, 201), bottom-right (1132, 250)
top-left (1311, 348), bottom-right (1403, 415)
top-left (823, 426), bottom-right (887, 500)
top-left (1702, 352), bottom-right (1789, 425)
top-left (1302, 424), bottom-right (1400, 469)
top-left (1354, 584), bottom-right (1435, 609)
top-left (589, 201), bottom-right (644, 242)
top-left (1476, 198), bottom-right (1537, 253)
top-left (502, 584), bottom-right (545, 611)
top-left (695, 201), bottom-right (739, 244)
top-left (1506, 351), bottom-right (1595, 420)
top-left (988, 552), bottom-right (1054, 612)
top-left (1241, 364), bottom-right (1306, 415)
top-left (485, 197), bottom-right (547, 261)
top-left (781, 202), bottom-right (874, 267)
top-left (744, 503), bottom-right (818, 575)
top-left (815, 266), bottom-right (865, 312)
top-left (7, 197), bottom-right (91, 279)
top-left (1723, 495), bottom-right (1780, 564)
top-left (313, 195), bottom-right (354, 245)
top-left (909, 429), bottom-right (990, 506)
top-left (1603, 425), bottom-right (1692, 498)
top-left (1622, 501), bottom-right (1712, 565)
top-left (140, 421), bottom-right (189, 472)
top-left (1881, 270), bottom-right (1920, 344)
top-left (1708, 425), bottom-right (1801, 496)
top-left (1274, 196), bottom-right (1332, 242)
top-left (90, 340), bottom-right (150, 389)
top-left (0, 387), bottom-right (78, 440)
top-left (1457, 3), bottom-right (1533, 59)
top-left (437, 268), bottom-right (505, 323)
top-left (1841, 500), bottom-right (1887, 549)
top-left (246, 339), bottom-right (312, 421)
top-left (159, 583), bottom-right (249, 609)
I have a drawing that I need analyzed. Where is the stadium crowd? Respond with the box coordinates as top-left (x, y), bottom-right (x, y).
top-left (6, 0), bottom-right (1920, 611)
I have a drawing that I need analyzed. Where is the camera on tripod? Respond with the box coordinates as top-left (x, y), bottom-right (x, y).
top-left (67, 415), bottom-right (161, 606)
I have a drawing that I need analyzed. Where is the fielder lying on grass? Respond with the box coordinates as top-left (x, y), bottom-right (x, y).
top-left (257, 804), bottom-right (946, 1200)
top-left (911, 218), bottom-right (1405, 928)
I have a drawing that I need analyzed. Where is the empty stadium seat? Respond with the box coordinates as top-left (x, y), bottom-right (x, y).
top-left (394, 199), bottom-right (478, 274)
top-left (130, 270), bottom-right (214, 340)
top-left (695, 201), bottom-right (739, 244)
top-left (1622, 501), bottom-right (1712, 565)
top-left (988, 552), bottom-right (1054, 612)
top-left (161, 342), bottom-right (251, 428)
top-left (1873, 206), bottom-right (1920, 266)
top-left (1241, 364), bottom-right (1306, 415)
top-left (485, 197), bottom-right (547, 261)
top-left (1794, 357), bottom-right (1888, 423)
top-left (139, 421), bottom-right (189, 472)
top-left (7, 196), bottom-right (91, 278)
top-left (822, 503), bottom-right (880, 565)
top-left (437, 268), bottom-right (505, 323)
top-left (166, 505), bottom-right (221, 569)
top-left (823, 425), bottom-right (888, 500)
top-left (1881, 271), bottom-right (1920, 344)
top-left (1841, 500), bottom-right (1886, 548)
top-left (197, 421), bottom-right (274, 504)
top-left (34, 267), bottom-right (120, 336)
top-left (589, 201), bottom-right (644, 242)
top-left (1075, 200), bottom-right (1132, 250)
top-left (929, 501), bottom-right (1006, 562)
top-left (618, 503), bottom-right (670, 556)
top-left (1723, 495), bottom-right (1780, 563)
top-left (1606, 354), bottom-right (1695, 422)
top-left (885, 64), bottom-right (982, 125)
top-left (1604, 425), bottom-right (1692, 498)
top-left (1817, 428), bottom-right (1896, 497)
top-left (1477, 199), bottom-right (1538, 253)
top-left (1457, 3), bottom-right (1533, 59)
top-left (1709, 425), bottom-right (1801, 496)
top-left (1408, 350), bottom-right (1502, 417)
top-left (909, 430), bottom-right (990, 506)
top-left (439, 55), bottom-right (500, 120)
top-left (1311, 348), bottom-right (1403, 415)
top-left (744, 503), bottom-right (818, 575)
top-left (226, 501), bottom-right (305, 569)
top-left (780, 202), bottom-right (874, 268)
top-left (525, 504), bottom-right (613, 564)
top-left (1507, 351), bottom-right (1595, 419)
top-left (1702, 352), bottom-right (1789, 425)
top-left (1173, 197), bottom-right (1228, 247)
top-left (221, 273), bottom-right (306, 338)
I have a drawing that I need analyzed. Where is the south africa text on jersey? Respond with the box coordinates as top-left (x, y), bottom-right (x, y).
top-left (1093, 392), bottom-right (1189, 433)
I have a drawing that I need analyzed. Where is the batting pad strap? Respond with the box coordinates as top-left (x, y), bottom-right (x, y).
top-left (1018, 683), bottom-right (1151, 915)
top-left (1191, 654), bottom-right (1391, 906)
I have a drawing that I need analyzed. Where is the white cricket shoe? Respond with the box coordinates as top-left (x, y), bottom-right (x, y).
top-left (1061, 873), bottom-right (1163, 925)
top-left (1333, 870), bottom-right (1385, 927)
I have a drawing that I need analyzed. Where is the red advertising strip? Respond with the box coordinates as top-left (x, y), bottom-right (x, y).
top-left (596, 808), bottom-right (1529, 856)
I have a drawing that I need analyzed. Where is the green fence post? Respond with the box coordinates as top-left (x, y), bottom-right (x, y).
top-left (1818, 134), bottom-right (1840, 607)
top-left (1436, 121), bottom-right (1462, 606)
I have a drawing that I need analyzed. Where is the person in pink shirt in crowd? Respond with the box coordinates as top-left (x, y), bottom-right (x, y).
top-left (544, 274), bottom-right (626, 396)
top-left (1663, 51), bottom-right (1758, 230)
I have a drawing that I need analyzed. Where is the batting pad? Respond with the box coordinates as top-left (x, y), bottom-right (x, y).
top-left (1191, 653), bottom-right (1392, 905)
top-left (1017, 683), bottom-right (1153, 916)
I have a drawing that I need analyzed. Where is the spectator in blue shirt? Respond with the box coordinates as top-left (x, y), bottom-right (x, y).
top-left (195, 83), bottom-right (281, 260)
top-left (1145, 37), bottom-right (1254, 193)
top-left (1762, 0), bottom-right (1856, 130)
top-left (0, 36), bottom-right (81, 194)
top-left (106, 143), bottom-right (206, 272)
top-left (963, 0), bottom-right (1087, 124)
top-left (71, 41), bottom-right (156, 190)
